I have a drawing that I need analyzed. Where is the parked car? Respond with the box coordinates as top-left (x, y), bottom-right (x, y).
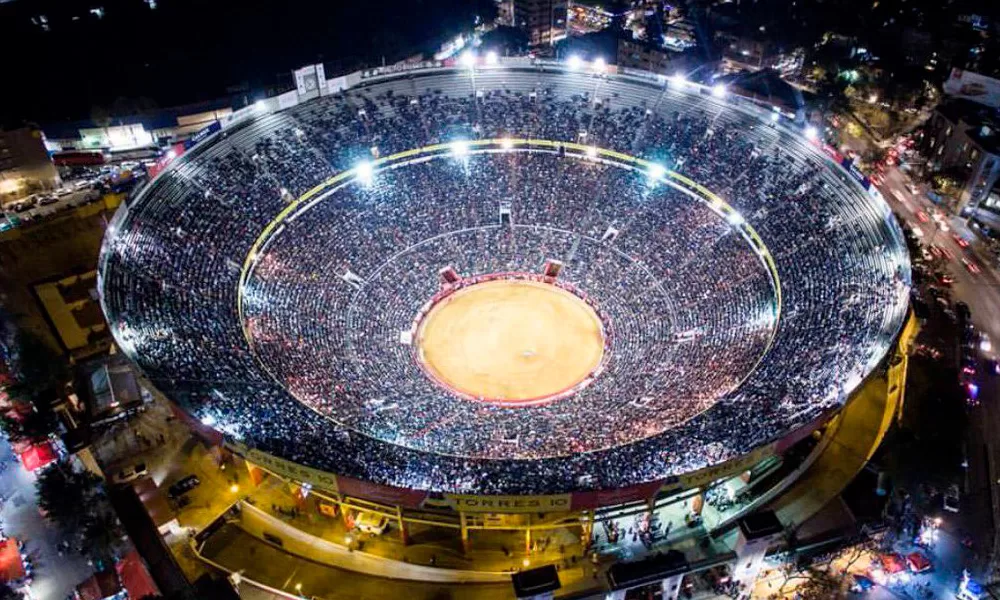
top-left (111, 462), bottom-right (148, 484)
top-left (944, 484), bottom-right (961, 513)
top-left (355, 511), bottom-right (389, 535)
top-left (168, 474), bottom-right (201, 499)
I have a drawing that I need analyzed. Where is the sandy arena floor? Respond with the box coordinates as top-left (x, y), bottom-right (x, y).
top-left (416, 279), bottom-right (605, 405)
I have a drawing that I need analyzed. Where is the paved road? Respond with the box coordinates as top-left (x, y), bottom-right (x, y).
top-left (881, 165), bottom-right (1000, 583)
top-left (0, 437), bottom-right (92, 600)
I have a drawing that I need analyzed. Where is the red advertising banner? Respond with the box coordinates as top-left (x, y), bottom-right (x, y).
top-left (570, 480), bottom-right (664, 511)
top-left (335, 475), bottom-right (429, 509)
top-left (147, 143), bottom-right (186, 180)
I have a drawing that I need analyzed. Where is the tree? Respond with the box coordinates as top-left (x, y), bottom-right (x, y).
top-left (10, 330), bottom-right (67, 399)
top-left (0, 400), bottom-right (58, 443)
top-left (35, 463), bottom-right (104, 536)
top-left (0, 582), bottom-right (22, 600)
top-left (80, 509), bottom-right (126, 568)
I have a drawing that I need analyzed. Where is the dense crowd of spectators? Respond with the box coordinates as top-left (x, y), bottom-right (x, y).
top-left (98, 68), bottom-right (910, 494)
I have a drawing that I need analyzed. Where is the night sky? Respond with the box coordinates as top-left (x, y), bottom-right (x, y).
top-left (0, 0), bottom-right (495, 125)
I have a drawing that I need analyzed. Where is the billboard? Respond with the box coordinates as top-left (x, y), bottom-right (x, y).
top-left (240, 447), bottom-right (339, 494)
top-left (183, 121), bottom-right (221, 150)
top-left (841, 157), bottom-right (871, 190)
top-left (943, 69), bottom-right (1000, 108)
top-left (444, 493), bottom-right (572, 513)
top-left (570, 481), bottom-right (664, 510)
top-left (335, 475), bottom-right (428, 508)
top-left (293, 64), bottom-right (327, 97)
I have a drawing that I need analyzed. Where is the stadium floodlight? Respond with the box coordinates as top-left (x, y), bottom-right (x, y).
top-left (485, 50), bottom-right (499, 66)
top-left (668, 72), bottom-right (688, 88)
top-left (355, 161), bottom-right (374, 184)
top-left (500, 137), bottom-right (515, 150)
top-left (804, 125), bottom-right (819, 140)
top-left (727, 211), bottom-right (745, 226)
top-left (592, 57), bottom-right (607, 73)
top-left (460, 51), bottom-right (476, 68)
top-left (647, 163), bottom-right (666, 180)
top-left (451, 140), bottom-right (470, 157)
top-left (711, 83), bottom-right (727, 98)
top-left (567, 54), bottom-right (584, 70)
top-left (586, 146), bottom-right (598, 159)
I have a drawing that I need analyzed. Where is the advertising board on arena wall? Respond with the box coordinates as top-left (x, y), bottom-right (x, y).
top-left (335, 475), bottom-right (429, 509)
top-left (227, 442), bottom-right (339, 495)
top-left (444, 494), bottom-right (573, 513)
top-left (183, 121), bottom-right (221, 150)
top-left (663, 442), bottom-right (778, 494)
top-left (570, 480), bottom-right (664, 511)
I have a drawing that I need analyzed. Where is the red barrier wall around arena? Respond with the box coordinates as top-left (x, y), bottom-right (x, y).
top-left (335, 475), bottom-right (429, 509)
top-left (570, 480), bottom-right (665, 510)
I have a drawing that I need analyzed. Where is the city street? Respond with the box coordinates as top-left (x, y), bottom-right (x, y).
top-left (881, 164), bottom-right (1000, 583)
top-left (0, 437), bottom-right (92, 600)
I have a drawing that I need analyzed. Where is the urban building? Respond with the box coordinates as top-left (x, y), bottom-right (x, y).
top-left (715, 32), bottom-right (803, 77)
top-left (921, 99), bottom-right (1000, 216)
top-left (616, 36), bottom-right (677, 75)
top-left (561, 29), bottom-right (682, 76)
top-left (0, 127), bottom-right (59, 203)
top-left (513, 0), bottom-right (568, 47)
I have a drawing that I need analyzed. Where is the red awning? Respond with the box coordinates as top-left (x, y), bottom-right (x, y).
top-left (881, 553), bottom-right (906, 574)
top-left (0, 539), bottom-right (26, 583)
top-left (19, 441), bottom-right (56, 472)
top-left (75, 570), bottom-right (121, 600)
top-left (116, 549), bottom-right (159, 598)
top-left (907, 552), bottom-right (931, 572)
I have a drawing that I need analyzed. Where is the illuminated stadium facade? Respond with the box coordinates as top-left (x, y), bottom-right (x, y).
top-left (98, 61), bottom-right (911, 521)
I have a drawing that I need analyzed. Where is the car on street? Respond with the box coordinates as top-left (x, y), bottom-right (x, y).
top-left (966, 382), bottom-right (980, 406)
top-left (167, 474), bottom-right (201, 499)
top-left (111, 462), bottom-right (148, 484)
top-left (962, 258), bottom-right (982, 274)
top-left (944, 484), bottom-right (961, 513)
top-left (953, 234), bottom-right (970, 248)
top-left (956, 301), bottom-right (971, 321)
top-left (356, 511), bottom-right (390, 535)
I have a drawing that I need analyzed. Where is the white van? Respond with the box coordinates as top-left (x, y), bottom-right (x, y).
top-left (355, 511), bottom-right (389, 535)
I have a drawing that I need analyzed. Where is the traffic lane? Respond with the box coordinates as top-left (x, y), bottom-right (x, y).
top-left (883, 186), bottom-right (1000, 339)
top-left (882, 167), bottom-right (1000, 576)
top-left (200, 524), bottom-right (516, 600)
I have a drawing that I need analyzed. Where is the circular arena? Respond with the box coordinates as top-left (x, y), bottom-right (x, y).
top-left (98, 62), bottom-right (910, 498)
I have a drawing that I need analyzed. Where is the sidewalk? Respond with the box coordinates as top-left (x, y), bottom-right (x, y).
top-left (0, 438), bottom-right (92, 599)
